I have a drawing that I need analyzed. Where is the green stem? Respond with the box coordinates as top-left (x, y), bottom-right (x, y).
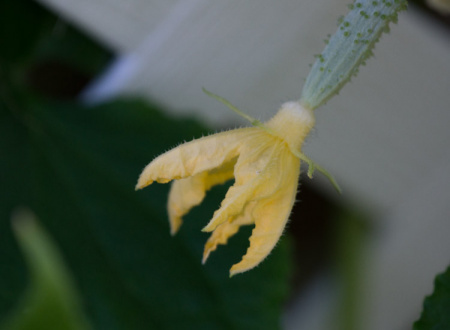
top-left (300, 0), bottom-right (407, 109)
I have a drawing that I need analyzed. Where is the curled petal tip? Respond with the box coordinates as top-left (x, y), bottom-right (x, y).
top-left (201, 225), bottom-right (213, 233)
top-left (229, 267), bottom-right (242, 278)
top-left (229, 262), bottom-right (252, 277)
top-left (135, 180), bottom-right (143, 191)
top-left (202, 251), bottom-right (210, 265)
top-left (201, 220), bottom-right (220, 232)
top-left (202, 210), bottom-right (233, 232)
top-left (135, 176), bottom-right (154, 190)
top-left (168, 213), bottom-right (183, 236)
top-left (168, 215), bottom-right (182, 235)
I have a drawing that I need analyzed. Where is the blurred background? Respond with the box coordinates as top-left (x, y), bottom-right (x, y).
top-left (1, 0), bottom-right (450, 329)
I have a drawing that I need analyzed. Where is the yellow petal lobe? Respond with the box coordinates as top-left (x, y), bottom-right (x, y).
top-left (135, 128), bottom-right (253, 190)
top-left (202, 135), bottom-right (280, 232)
top-left (202, 202), bottom-right (256, 263)
top-left (229, 150), bottom-right (300, 276)
top-left (168, 162), bottom-right (234, 235)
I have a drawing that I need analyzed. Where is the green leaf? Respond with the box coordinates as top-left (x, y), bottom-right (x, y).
top-left (300, 0), bottom-right (407, 109)
top-left (0, 94), bottom-right (291, 329)
top-left (1, 210), bottom-right (91, 330)
top-left (413, 266), bottom-right (450, 330)
top-left (0, 0), bottom-right (112, 96)
top-left (0, 0), bottom-right (53, 67)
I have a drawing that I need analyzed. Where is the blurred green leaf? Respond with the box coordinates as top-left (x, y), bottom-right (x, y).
top-left (0, 93), bottom-right (291, 329)
top-left (0, 0), bottom-right (112, 95)
top-left (334, 210), bottom-right (369, 330)
top-left (414, 266), bottom-right (450, 330)
top-left (0, 0), bottom-right (53, 67)
top-left (1, 210), bottom-right (91, 330)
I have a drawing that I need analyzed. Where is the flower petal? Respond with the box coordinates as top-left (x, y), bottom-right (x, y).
top-left (202, 184), bottom-right (255, 233)
top-left (136, 128), bottom-right (255, 190)
top-left (168, 162), bottom-right (235, 235)
top-left (229, 151), bottom-right (300, 276)
top-left (202, 202), bottom-right (256, 264)
top-left (202, 137), bottom-right (282, 232)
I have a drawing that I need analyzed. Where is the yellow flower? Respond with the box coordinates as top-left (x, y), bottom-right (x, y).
top-left (136, 94), bottom-right (338, 276)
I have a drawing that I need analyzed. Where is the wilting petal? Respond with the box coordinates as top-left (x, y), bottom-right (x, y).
top-left (202, 202), bottom-right (256, 264)
top-left (202, 183), bottom-right (256, 232)
top-left (229, 150), bottom-right (300, 276)
top-left (136, 128), bottom-right (254, 189)
top-left (202, 221), bottom-right (239, 265)
top-left (168, 162), bottom-right (235, 235)
top-left (202, 138), bottom-right (281, 232)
